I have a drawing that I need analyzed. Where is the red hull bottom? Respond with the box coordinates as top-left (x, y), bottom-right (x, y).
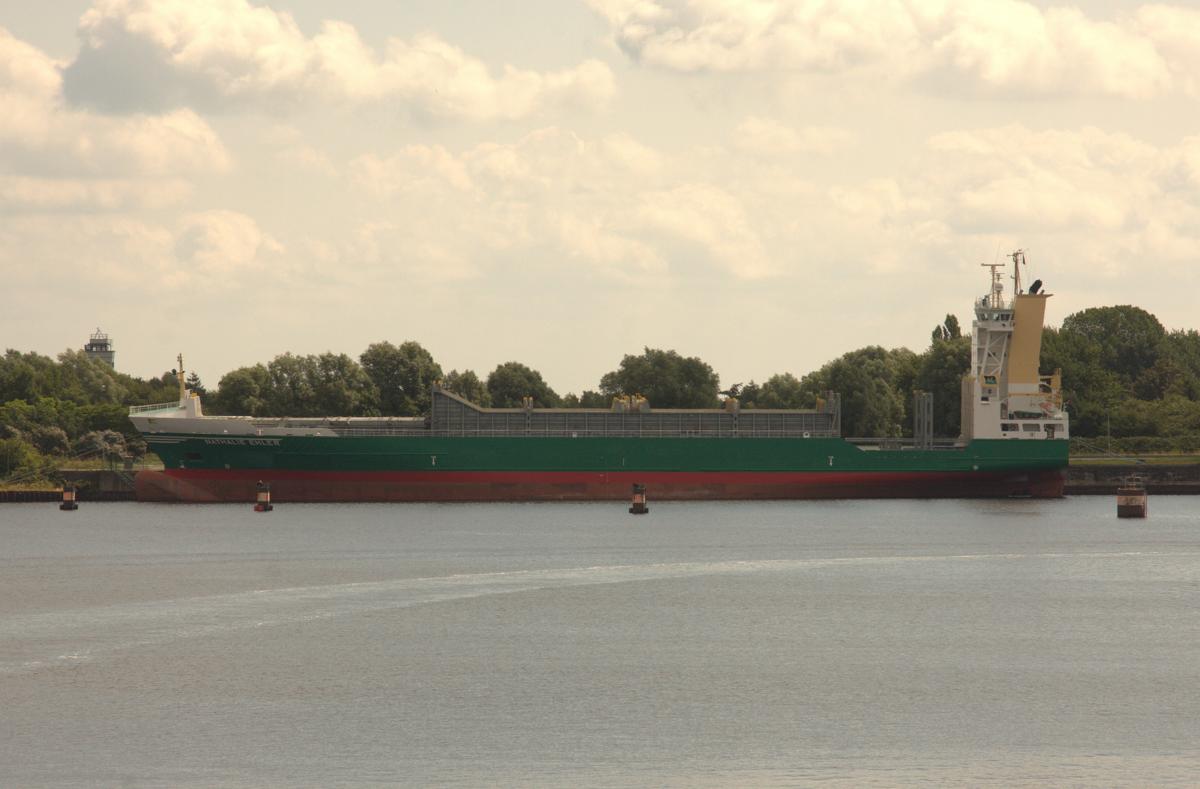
top-left (136, 469), bottom-right (1066, 503)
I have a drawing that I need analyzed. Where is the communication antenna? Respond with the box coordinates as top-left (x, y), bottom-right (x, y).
top-left (1009, 249), bottom-right (1026, 295)
top-left (177, 353), bottom-right (186, 400)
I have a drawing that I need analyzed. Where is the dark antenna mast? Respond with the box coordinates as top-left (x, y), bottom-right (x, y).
top-left (1009, 249), bottom-right (1026, 295)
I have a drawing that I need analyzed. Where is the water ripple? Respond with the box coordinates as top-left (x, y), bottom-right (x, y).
top-left (2, 550), bottom-right (1195, 675)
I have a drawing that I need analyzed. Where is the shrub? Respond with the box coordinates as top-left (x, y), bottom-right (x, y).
top-left (31, 426), bottom-right (70, 455)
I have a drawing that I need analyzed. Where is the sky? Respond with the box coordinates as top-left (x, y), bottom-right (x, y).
top-left (1, 0), bottom-right (1198, 395)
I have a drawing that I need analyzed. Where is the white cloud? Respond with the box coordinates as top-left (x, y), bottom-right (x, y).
top-left (345, 221), bottom-right (483, 283)
top-left (0, 24), bottom-right (61, 107)
top-left (1134, 4), bottom-right (1200, 97)
top-left (336, 120), bottom-right (1200, 292)
top-left (734, 117), bottom-right (855, 155)
top-left (0, 215), bottom-right (173, 286)
top-left (4, 113), bottom-right (1197, 387)
top-left (924, 126), bottom-right (1162, 233)
top-left (275, 144), bottom-right (337, 177)
top-left (174, 209), bottom-right (284, 276)
top-left (0, 210), bottom-right (283, 291)
top-left (0, 25), bottom-right (228, 211)
top-left (64, 0), bottom-right (616, 118)
top-left (588, 0), bottom-right (1200, 98)
top-left (0, 176), bottom-right (192, 213)
top-left (804, 124), bottom-right (1200, 286)
top-left (635, 183), bottom-right (774, 277)
top-left (931, 4), bottom-right (1170, 99)
top-left (346, 128), bottom-right (779, 282)
top-left (589, 0), bottom-right (906, 72)
top-left (352, 145), bottom-right (474, 198)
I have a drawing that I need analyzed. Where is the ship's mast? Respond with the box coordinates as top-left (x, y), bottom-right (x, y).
top-left (1010, 249), bottom-right (1025, 295)
top-left (177, 353), bottom-right (186, 401)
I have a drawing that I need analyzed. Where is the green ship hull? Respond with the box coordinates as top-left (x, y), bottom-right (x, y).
top-left (136, 434), bottom-right (1068, 502)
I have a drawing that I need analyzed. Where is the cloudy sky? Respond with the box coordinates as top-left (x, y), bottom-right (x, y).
top-left (2, 0), bottom-right (1198, 394)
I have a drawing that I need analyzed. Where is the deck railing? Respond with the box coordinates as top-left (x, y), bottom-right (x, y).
top-left (326, 427), bottom-right (843, 438)
top-left (129, 401), bottom-right (183, 414)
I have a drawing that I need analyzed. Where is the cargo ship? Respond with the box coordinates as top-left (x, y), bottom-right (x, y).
top-left (132, 254), bottom-right (1069, 502)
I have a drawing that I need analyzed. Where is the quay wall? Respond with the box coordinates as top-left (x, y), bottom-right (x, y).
top-left (1066, 464), bottom-right (1200, 494)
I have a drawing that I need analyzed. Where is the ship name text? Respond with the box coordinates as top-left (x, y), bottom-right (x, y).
top-left (203, 438), bottom-right (282, 446)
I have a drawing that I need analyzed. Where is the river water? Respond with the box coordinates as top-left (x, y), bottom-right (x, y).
top-left (2, 498), bottom-right (1199, 787)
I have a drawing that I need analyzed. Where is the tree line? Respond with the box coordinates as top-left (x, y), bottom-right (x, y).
top-left (4, 304), bottom-right (1200, 482)
top-left (0, 350), bottom-right (180, 480)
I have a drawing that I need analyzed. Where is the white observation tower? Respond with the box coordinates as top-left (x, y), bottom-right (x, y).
top-left (84, 328), bottom-right (115, 368)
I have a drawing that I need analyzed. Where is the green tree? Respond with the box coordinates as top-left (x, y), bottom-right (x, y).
top-left (931, 313), bottom-right (962, 343)
top-left (1154, 394), bottom-right (1200, 436)
top-left (0, 400), bottom-right (34, 435)
top-left (185, 371), bottom-right (206, 395)
top-left (360, 341), bottom-right (443, 416)
top-left (0, 437), bottom-right (42, 479)
top-left (755, 373), bottom-right (812, 409)
top-left (578, 390), bottom-right (607, 408)
top-left (737, 381), bottom-right (761, 407)
top-left (212, 365), bottom-right (271, 415)
top-left (1041, 326), bottom-right (1129, 437)
top-left (75, 429), bottom-right (128, 462)
top-left (30, 426), bottom-right (70, 455)
top-left (487, 362), bottom-right (560, 408)
top-left (599, 347), bottom-right (720, 408)
top-left (800, 347), bottom-right (916, 437)
top-left (560, 390), bottom-right (609, 408)
top-left (79, 403), bottom-right (132, 435)
top-left (311, 352), bottom-right (379, 416)
top-left (1159, 330), bottom-right (1200, 400)
top-left (230, 353), bottom-right (381, 417)
top-left (1060, 306), bottom-right (1165, 384)
top-left (914, 335), bottom-right (971, 436)
top-left (0, 351), bottom-right (42, 402)
top-left (443, 369), bottom-right (490, 406)
top-left (1133, 358), bottom-right (1185, 400)
top-left (134, 371), bottom-right (181, 405)
top-left (55, 350), bottom-right (128, 404)
top-left (264, 353), bottom-right (317, 416)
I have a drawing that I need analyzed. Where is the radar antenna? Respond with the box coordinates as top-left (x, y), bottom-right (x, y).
top-left (980, 263), bottom-right (1004, 308)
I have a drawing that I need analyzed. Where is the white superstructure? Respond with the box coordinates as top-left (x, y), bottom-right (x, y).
top-left (126, 355), bottom-right (380, 440)
top-left (961, 252), bottom-right (1069, 441)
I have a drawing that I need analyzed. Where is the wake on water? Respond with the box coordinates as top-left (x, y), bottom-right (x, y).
top-left (2, 551), bottom-right (1190, 675)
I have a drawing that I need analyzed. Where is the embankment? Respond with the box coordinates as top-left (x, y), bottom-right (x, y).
top-left (0, 470), bottom-right (136, 502)
top-left (1066, 464), bottom-right (1200, 494)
